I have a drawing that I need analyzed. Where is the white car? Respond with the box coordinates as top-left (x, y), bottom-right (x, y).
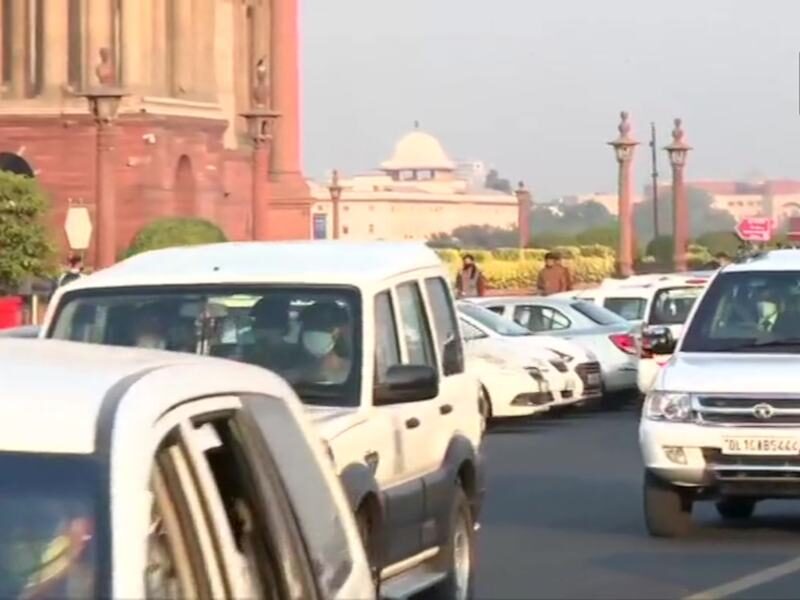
top-left (466, 350), bottom-right (554, 421)
top-left (458, 302), bottom-right (603, 407)
top-left (42, 241), bottom-right (485, 599)
top-left (0, 338), bottom-right (373, 599)
top-left (641, 251), bottom-right (800, 537)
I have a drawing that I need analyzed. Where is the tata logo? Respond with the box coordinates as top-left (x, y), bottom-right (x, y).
top-left (752, 403), bottom-right (776, 420)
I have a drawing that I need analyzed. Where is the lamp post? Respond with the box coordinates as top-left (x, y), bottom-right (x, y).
top-left (241, 58), bottom-right (280, 240)
top-left (608, 111), bottom-right (639, 278)
top-left (328, 170), bottom-right (343, 239)
top-left (515, 181), bottom-right (532, 249)
top-left (664, 118), bottom-right (692, 272)
top-left (79, 48), bottom-right (127, 269)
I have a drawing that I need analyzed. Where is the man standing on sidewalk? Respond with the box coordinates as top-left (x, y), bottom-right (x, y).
top-left (455, 254), bottom-right (486, 298)
top-left (536, 251), bottom-right (572, 296)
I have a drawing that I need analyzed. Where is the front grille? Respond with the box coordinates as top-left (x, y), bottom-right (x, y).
top-left (694, 395), bottom-right (800, 427)
top-left (702, 448), bottom-right (800, 486)
top-left (575, 361), bottom-right (603, 396)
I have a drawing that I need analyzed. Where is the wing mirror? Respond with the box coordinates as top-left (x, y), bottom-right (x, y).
top-left (642, 325), bottom-right (676, 355)
top-left (374, 365), bottom-right (439, 406)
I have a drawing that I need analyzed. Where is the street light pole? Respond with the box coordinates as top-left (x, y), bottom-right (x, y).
top-left (608, 111), bottom-right (639, 278)
top-left (649, 122), bottom-right (659, 238)
top-left (328, 170), bottom-right (343, 239)
top-left (664, 118), bottom-right (692, 272)
top-left (80, 48), bottom-right (127, 269)
top-left (515, 181), bottom-right (532, 249)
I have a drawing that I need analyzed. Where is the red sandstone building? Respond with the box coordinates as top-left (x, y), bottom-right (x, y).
top-left (0, 0), bottom-right (311, 266)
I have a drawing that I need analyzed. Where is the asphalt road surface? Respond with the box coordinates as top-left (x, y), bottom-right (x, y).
top-left (475, 406), bottom-right (800, 599)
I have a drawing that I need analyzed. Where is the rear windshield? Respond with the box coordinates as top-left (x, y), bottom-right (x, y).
top-left (682, 270), bottom-right (800, 353)
top-left (603, 297), bottom-right (647, 321)
top-left (0, 453), bottom-right (103, 599)
top-left (570, 301), bottom-right (626, 326)
top-left (649, 286), bottom-right (704, 326)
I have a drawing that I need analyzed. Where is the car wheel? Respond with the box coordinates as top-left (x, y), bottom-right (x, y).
top-left (431, 487), bottom-right (475, 600)
top-left (643, 470), bottom-right (692, 538)
top-left (716, 498), bottom-right (756, 520)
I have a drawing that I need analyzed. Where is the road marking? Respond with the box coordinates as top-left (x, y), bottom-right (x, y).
top-left (684, 555), bottom-right (800, 600)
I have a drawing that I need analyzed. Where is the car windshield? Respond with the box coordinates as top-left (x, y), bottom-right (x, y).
top-left (682, 271), bottom-right (800, 353)
top-left (0, 453), bottom-right (102, 599)
top-left (602, 297), bottom-right (647, 321)
top-left (458, 302), bottom-right (530, 336)
top-left (570, 301), bottom-right (626, 326)
top-left (649, 286), bottom-right (704, 326)
top-left (49, 285), bottom-right (362, 407)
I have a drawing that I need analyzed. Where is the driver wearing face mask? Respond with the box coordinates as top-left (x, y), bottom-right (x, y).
top-left (133, 308), bottom-right (167, 350)
top-left (246, 295), bottom-right (298, 371)
top-left (297, 302), bottom-right (351, 384)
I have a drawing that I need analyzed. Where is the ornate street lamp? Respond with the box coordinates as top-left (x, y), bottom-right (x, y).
top-left (515, 181), bottom-right (532, 249)
top-left (328, 170), bottom-right (343, 239)
top-left (664, 118), bottom-right (692, 272)
top-left (608, 111), bottom-right (639, 278)
top-left (240, 57), bottom-right (280, 240)
top-left (79, 47), bottom-right (127, 269)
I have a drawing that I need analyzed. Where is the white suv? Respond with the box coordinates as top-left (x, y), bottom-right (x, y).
top-left (42, 241), bottom-right (485, 599)
top-left (641, 250), bottom-right (800, 537)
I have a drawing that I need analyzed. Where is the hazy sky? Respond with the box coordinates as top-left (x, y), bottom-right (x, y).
top-left (301, 0), bottom-right (800, 200)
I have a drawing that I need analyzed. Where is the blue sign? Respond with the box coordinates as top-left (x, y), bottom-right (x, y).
top-left (313, 214), bottom-right (328, 239)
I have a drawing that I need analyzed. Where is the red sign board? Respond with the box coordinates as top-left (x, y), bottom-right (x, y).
top-left (735, 217), bottom-right (773, 242)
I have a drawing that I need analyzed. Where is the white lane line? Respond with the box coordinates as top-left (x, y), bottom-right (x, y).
top-left (684, 555), bottom-right (800, 600)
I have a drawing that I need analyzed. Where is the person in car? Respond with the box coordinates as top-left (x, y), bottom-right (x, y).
top-left (131, 306), bottom-right (168, 350)
top-left (295, 302), bottom-right (352, 384)
top-left (246, 295), bottom-right (299, 371)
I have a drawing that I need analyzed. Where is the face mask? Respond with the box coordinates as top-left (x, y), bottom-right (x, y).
top-left (302, 331), bottom-right (335, 357)
top-left (137, 336), bottom-right (166, 350)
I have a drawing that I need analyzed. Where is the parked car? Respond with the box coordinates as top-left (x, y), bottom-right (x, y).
top-left (42, 241), bottom-right (485, 599)
top-left (0, 338), bottom-right (373, 599)
top-left (472, 296), bottom-right (638, 401)
top-left (457, 301), bottom-right (603, 407)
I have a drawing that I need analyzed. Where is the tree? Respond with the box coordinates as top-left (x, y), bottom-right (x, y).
top-left (125, 217), bottom-right (227, 258)
top-left (484, 169), bottom-right (513, 194)
top-left (634, 187), bottom-right (735, 245)
top-left (530, 201), bottom-right (614, 237)
top-left (575, 225), bottom-right (619, 248)
top-left (0, 171), bottom-right (54, 291)
top-left (695, 231), bottom-right (740, 256)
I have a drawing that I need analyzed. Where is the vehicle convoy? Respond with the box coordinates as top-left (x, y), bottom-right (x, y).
top-left (0, 339), bottom-right (373, 600)
top-left (640, 250), bottom-right (800, 537)
top-left (473, 296), bottom-right (638, 400)
top-left (43, 241), bottom-right (485, 599)
top-left (458, 301), bottom-right (603, 407)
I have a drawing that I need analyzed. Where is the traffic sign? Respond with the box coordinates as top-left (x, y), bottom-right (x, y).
top-left (735, 217), bottom-right (773, 243)
top-left (64, 205), bottom-right (93, 250)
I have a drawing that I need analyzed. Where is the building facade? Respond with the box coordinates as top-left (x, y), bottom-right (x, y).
top-left (309, 129), bottom-right (519, 241)
top-left (0, 0), bottom-right (310, 263)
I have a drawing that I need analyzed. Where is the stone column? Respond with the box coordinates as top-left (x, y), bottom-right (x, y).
top-left (665, 118), bottom-right (692, 273)
top-left (87, 0), bottom-right (113, 84)
top-left (216, 0), bottom-right (237, 146)
top-left (120, 0), bottom-right (147, 93)
top-left (270, 0), bottom-right (301, 180)
top-left (151, 0), bottom-right (167, 94)
top-left (173, 0), bottom-right (193, 95)
top-left (192, 0), bottom-right (216, 99)
top-left (608, 112), bottom-right (639, 278)
top-left (10, 1), bottom-right (28, 97)
top-left (515, 182), bottom-right (532, 248)
top-left (43, 0), bottom-right (69, 96)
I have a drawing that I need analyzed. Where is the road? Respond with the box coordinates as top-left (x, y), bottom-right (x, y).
top-left (475, 406), bottom-right (800, 599)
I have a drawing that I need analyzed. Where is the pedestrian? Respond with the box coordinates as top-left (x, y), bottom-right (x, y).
top-left (536, 251), bottom-right (572, 296)
top-left (455, 254), bottom-right (486, 298)
top-left (57, 254), bottom-right (84, 288)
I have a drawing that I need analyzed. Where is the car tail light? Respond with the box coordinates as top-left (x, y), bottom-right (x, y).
top-left (609, 333), bottom-right (637, 355)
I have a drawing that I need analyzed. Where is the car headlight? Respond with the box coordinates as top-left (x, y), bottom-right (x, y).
top-left (645, 391), bottom-right (693, 422)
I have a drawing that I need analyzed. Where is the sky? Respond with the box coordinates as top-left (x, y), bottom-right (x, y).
top-left (301, 0), bottom-right (800, 201)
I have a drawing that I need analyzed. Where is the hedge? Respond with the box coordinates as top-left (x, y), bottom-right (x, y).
top-left (124, 217), bottom-right (227, 258)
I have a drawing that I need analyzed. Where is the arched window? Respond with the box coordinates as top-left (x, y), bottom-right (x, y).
top-left (0, 153), bottom-right (35, 177)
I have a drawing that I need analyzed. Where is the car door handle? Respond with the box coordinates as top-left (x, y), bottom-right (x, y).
top-left (405, 417), bottom-right (420, 429)
top-left (439, 404), bottom-right (453, 415)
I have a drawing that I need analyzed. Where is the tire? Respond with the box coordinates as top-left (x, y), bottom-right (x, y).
top-left (716, 498), bottom-right (756, 520)
top-left (643, 470), bottom-right (693, 538)
top-left (430, 487), bottom-right (475, 600)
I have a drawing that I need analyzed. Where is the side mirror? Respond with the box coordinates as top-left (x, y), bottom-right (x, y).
top-left (442, 334), bottom-right (464, 375)
top-left (374, 365), bottom-right (439, 406)
top-left (642, 325), bottom-right (676, 355)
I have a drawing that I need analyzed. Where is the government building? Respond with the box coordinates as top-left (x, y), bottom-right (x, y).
top-left (0, 0), bottom-right (310, 263)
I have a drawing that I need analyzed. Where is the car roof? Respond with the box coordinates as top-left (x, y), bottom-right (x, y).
top-left (724, 249), bottom-right (800, 273)
top-left (0, 339), bottom-right (293, 455)
top-left (59, 241), bottom-right (444, 291)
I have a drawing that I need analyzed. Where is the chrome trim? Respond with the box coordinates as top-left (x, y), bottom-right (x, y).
top-left (713, 464), bottom-right (800, 473)
top-left (692, 395), bottom-right (800, 427)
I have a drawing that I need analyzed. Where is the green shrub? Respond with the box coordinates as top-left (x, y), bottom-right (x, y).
top-left (551, 245), bottom-right (580, 260)
top-left (434, 248), bottom-right (460, 264)
top-left (695, 231), bottom-right (740, 256)
top-left (490, 248), bottom-right (524, 261)
top-left (125, 217), bottom-right (227, 258)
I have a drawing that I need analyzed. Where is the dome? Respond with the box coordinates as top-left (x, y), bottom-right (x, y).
top-left (380, 130), bottom-right (456, 172)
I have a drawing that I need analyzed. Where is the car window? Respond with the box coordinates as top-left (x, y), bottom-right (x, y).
top-left (682, 270), bottom-right (800, 353)
top-left (649, 286), bottom-right (704, 325)
top-left (459, 318), bottom-right (487, 341)
top-left (246, 394), bottom-right (354, 597)
top-left (424, 277), bottom-right (464, 375)
top-left (485, 306), bottom-right (505, 315)
top-left (570, 301), bottom-right (627, 326)
top-left (457, 301), bottom-right (531, 336)
top-left (374, 291), bottom-right (401, 384)
top-left (603, 297), bottom-right (647, 321)
top-left (48, 285), bottom-right (362, 408)
top-left (396, 282), bottom-right (436, 367)
top-left (513, 305), bottom-right (570, 332)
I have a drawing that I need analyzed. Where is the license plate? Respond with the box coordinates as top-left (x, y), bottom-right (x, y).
top-left (587, 373), bottom-right (601, 385)
top-left (722, 437), bottom-right (800, 456)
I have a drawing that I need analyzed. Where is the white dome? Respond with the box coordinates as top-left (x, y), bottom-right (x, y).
top-left (380, 130), bottom-right (455, 171)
